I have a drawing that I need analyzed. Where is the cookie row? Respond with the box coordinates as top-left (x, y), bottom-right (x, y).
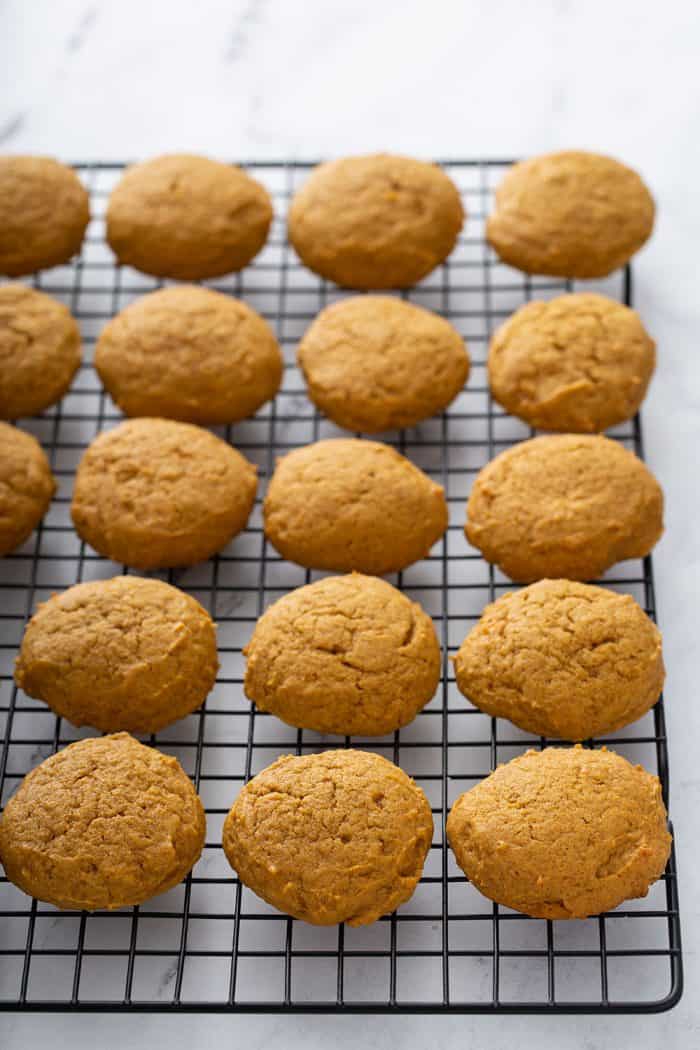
top-left (13, 572), bottom-right (663, 743)
top-left (1, 279), bottom-right (656, 435)
top-left (0, 150), bottom-right (653, 284)
top-left (0, 734), bottom-right (670, 924)
top-left (1, 416), bottom-right (663, 583)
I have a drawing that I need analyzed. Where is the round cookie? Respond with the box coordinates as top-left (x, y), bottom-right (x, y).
top-left (15, 576), bottom-right (219, 734)
top-left (0, 156), bottom-right (90, 276)
top-left (0, 283), bottom-right (81, 419)
top-left (488, 294), bottom-right (656, 433)
top-left (453, 579), bottom-right (664, 740)
top-left (446, 745), bottom-right (671, 919)
top-left (95, 286), bottom-right (282, 424)
top-left (465, 434), bottom-right (663, 581)
top-left (222, 749), bottom-right (433, 925)
top-left (288, 154), bottom-right (464, 288)
top-left (0, 733), bottom-right (206, 910)
top-left (106, 154), bottom-right (272, 279)
top-left (263, 438), bottom-right (448, 575)
top-left (0, 422), bottom-right (56, 556)
top-left (297, 296), bottom-right (470, 433)
top-left (244, 574), bottom-right (440, 736)
top-left (71, 418), bottom-right (257, 569)
top-left (486, 151), bottom-right (655, 278)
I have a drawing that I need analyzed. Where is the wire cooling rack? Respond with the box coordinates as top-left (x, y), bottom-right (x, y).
top-left (0, 161), bottom-right (682, 1013)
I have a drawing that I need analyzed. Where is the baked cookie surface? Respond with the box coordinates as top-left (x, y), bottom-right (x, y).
top-left (288, 154), bottom-right (464, 288)
top-left (244, 573), bottom-right (440, 736)
top-left (446, 745), bottom-right (671, 919)
top-left (71, 418), bottom-right (257, 569)
top-left (297, 295), bottom-right (470, 432)
top-left (0, 283), bottom-right (81, 419)
top-left (106, 154), bottom-right (272, 279)
top-left (15, 576), bottom-right (218, 733)
top-left (95, 285), bottom-right (282, 424)
top-left (488, 293), bottom-right (655, 432)
top-left (465, 434), bottom-right (663, 581)
top-left (453, 579), bottom-right (664, 740)
top-left (0, 422), bottom-right (56, 556)
top-left (0, 156), bottom-right (89, 276)
top-left (486, 151), bottom-right (654, 278)
top-left (0, 733), bottom-right (206, 910)
top-left (222, 749), bottom-right (433, 925)
top-left (264, 438), bottom-right (448, 575)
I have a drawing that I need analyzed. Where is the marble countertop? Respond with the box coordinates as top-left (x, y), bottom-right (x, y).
top-left (1, 0), bottom-right (699, 1047)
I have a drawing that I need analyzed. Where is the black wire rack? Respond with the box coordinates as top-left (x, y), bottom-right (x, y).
top-left (0, 160), bottom-right (682, 1014)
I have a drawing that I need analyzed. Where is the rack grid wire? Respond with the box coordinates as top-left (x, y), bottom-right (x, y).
top-left (0, 160), bottom-right (682, 1014)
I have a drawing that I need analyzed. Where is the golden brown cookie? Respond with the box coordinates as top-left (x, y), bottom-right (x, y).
top-left (297, 296), bottom-right (470, 432)
top-left (223, 749), bottom-right (433, 925)
top-left (288, 154), bottom-right (464, 288)
top-left (94, 286), bottom-right (282, 424)
top-left (71, 418), bottom-right (257, 569)
top-left (465, 434), bottom-right (663, 581)
top-left (446, 745), bottom-right (671, 919)
top-left (487, 151), bottom-right (655, 278)
top-left (0, 283), bottom-right (81, 419)
top-left (0, 422), bottom-right (56, 556)
top-left (106, 154), bottom-right (272, 279)
top-left (453, 579), bottom-right (664, 740)
top-left (0, 156), bottom-right (90, 276)
top-left (0, 733), bottom-right (205, 910)
top-left (264, 438), bottom-right (448, 575)
top-left (15, 576), bottom-right (218, 733)
top-left (244, 573), bottom-right (440, 736)
top-left (488, 294), bottom-right (656, 433)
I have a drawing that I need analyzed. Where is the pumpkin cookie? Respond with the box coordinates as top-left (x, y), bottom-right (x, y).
top-left (488, 294), bottom-right (656, 432)
top-left (487, 151), bottom-right (654, 277)
top-left (71, 418), bottom-right (257, 569)
top-left (0, 156), bottom-right (89, 276)
top-left (0, 283), bottom-right (81, 419)
top-left (223, 749), bottom-right (433, 925)
top-left (106, 154), bottom-right (272, 279)
top-left (0, 422), bottom-right (56, 556)
top-left (0, 733), bottom-right (206, 910)
top-left (95, 286), bottom-right (282, 424)
top-left (447, 745), bottom-right (671, 919)
top-left (465, 434), bottom-right (663, 581)
top-left (15, 576), bottom-right (218, 734)
top-left (453, 579), bottom-right (664, 740)
top-left (288, 154), bottom-right (464, 288)
top-left (244, 573), bottom-right (440, 735)
top-left (298, 296), bottom-right (469, 432)
top-left (264, 438), bottom-right (448, 575)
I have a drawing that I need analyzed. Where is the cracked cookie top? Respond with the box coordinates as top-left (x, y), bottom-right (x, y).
top-left (264, 438), bottom-right (448, 575)
top-left (15, 576), bottom-right (218, 734)
top-left (244, 573), bottom-right (440, 736)
top-left (488, 293), bottom-right (656, 433)
top-left (288, 153), bottom-right (464, 289)
top-left (465, 434), bottom-right (663, 582)
top-left (0, 155), bottom-right (90, 277)
top-left (0, 733), bottom-right (206, 911)
top-left (297, 295), bottom-right (470, 433)
top-left (486, 151), bottom-right (654, 278)
top-left (106, 154), bottom-right (272, 280)
top-left (223, 749), bottom-right (433, 926)
top-left (95, 285), bottom-right (282, 425)
top-left (453, 579), bottom-right (664, 740)
top-left (0, 421), bottom-right (56, 556)
top-left (446, 745), bottom-right (671, 919)
top-left (71, 417), bottom-right (258, 569)
top-left (0, 283), bottom-right (82, 420)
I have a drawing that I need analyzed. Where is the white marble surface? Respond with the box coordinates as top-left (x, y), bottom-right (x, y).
top-left (1, 0), bottom-right (699, 1046)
